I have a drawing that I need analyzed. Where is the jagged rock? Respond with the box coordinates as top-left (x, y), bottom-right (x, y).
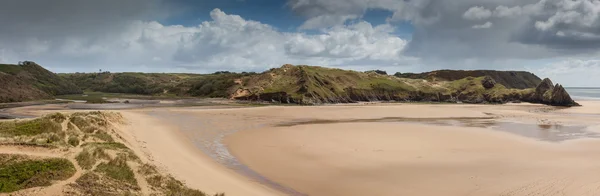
top-left (535, 78), bottom-right (554, 100)
top-left (550, 84), bottom-right (580, 106)
top-left (481, 76), bottom-right (496, 89)
top-left (531, 78), bottom-right (579, 106)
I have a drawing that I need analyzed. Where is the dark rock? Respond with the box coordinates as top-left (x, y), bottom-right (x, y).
top-left (531, 78), bottom-right (579, 107)
top-left (550, 84), bottom-right (580, 106)
top-left (481, 76), bottom-right (496, 89)
top-left (535, 78), bottom-right (554, 100)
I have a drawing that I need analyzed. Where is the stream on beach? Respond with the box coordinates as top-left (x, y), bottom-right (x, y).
top-left (144, 109), bottom-right (599, 195)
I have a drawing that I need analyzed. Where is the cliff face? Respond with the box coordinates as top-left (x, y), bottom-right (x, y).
top-left (231, 64), bottom-right (577, 106)
top-left (530, 78), bottom-right (579, 106)
top-left (395, 70), bottom-right (542, 89)
top-left (0, 62), bottom-right (82, 103)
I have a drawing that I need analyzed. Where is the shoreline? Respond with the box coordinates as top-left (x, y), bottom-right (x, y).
top-left (223, 101), bottom-right (600, 196)
top-left (2, 101), bottom-right (600, 195)
top-left (118, 110), bottom-right (281, 196)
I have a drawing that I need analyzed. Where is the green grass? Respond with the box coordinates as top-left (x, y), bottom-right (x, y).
top-left (75, 150), bottom-right (96, 170)
top-left (68, 136), bottom-right (80, 147)
top-left (83, 142), bottom-right (128, 150)
top-left (95, 154), bottom-right (137, 187)
top-left (0, 155), bottom-right (76, 193)
top-left (46, 113), bottom-right (67, 123)
top-left (0, 64), bottom-right (24, 75)
top-left (93, 131), bottom-right (114, 142)
top-left (69, 116), bottom-right (90, 130)
top-left (0, 118), bottom-right (61, 137)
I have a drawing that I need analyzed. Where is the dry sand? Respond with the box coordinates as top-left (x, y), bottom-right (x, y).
top-left (221, 102), bottom-right (600, 196)
top-left (5, 101), bottom-right (600, 196)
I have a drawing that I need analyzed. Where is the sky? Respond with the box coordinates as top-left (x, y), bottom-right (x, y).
top-left (1, 0), bottom-right (600, 87)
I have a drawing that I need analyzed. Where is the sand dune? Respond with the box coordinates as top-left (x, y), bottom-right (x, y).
top-left (9, 102), bottom-right (599, 196)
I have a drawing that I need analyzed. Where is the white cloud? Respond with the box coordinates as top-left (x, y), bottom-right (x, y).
top-left (1, 8), bottom-right (411, 73)
top-left (472, 21), bottom-right (493, 29)
top-left (537, 58), bottom-right (600, 86)
top-left (463, 6), bottom-right (492, 20)
top-left (493, 6), bottom-right (523, 18)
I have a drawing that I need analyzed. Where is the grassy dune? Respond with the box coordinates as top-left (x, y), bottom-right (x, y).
top-left (0, 112), bottom-right (223, 195)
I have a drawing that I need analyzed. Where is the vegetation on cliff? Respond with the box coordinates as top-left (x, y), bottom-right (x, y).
top-left (394, 70), bottom-right (542, 89)
top-left (0, 62), bottom-right (578, 106)
top-left (59, 71), bottom-right (255, 98)
top-left (231, 64), bottom-right (577, 106)
top-left (0, 62), bottom-right (82, 103)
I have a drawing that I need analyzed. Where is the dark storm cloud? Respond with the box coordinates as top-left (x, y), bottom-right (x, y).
top-left (287, 0), bottom-right (600, 60)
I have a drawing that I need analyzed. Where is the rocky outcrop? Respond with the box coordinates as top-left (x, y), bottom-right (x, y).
top-left (481, 76), bottom-right (496, 89)
top-left (535, 78), bottom-right (554, 100)
top-left (232, 65), bottom-right (580, 107)
top-left (531, 78), bottom-right (579, 106)
top-left (395, 70), bottom-right (542, 89)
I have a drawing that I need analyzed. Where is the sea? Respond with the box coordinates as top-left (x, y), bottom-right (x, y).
top-left (566, 87), bottom-right (600, 101)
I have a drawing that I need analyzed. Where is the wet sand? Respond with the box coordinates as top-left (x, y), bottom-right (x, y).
top-left (6, 101), bottom-right (600, 196)
top-left (223, 102), bottom-right (600, 196)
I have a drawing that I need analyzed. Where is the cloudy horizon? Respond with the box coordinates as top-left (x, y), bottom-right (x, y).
top-left (1, 0), bottom-right (599, 87)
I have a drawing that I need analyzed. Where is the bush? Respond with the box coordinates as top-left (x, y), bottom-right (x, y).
top-left (0, 156), bottom-right (76, 193)
top-left (68, 136), bottom-right (80, 147)
top-left (76, 150), bottom-right (95, 170)
top-left (93, 131), bottom-right (114, 142)
top-left (47, 113), bottom-right (67, 123)
top-left (46, 134), bottom-right (62, 143)
top-left (95, 154), bottom-right (137, 186)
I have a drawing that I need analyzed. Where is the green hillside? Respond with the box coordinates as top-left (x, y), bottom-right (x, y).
top-left (394, 70), bottom-right (542, 89)
top-left (231, 65), bottom-right (541, 104)
top-left (0, 62), bottom-right (82, 103)
top-left (1, 63), bottom-right (577, 106)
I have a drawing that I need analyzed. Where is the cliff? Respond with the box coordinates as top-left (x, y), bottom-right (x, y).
top-left (0, 62), bottom-right (81, 102)
top-left (3, 63), bottom-right (577, 106)
top-left (395, 70), bottom-right (542, 89)
top-left (231, 64), bottom-right (577, 106)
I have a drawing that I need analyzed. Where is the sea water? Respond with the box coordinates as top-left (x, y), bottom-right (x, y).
top-left (566, 87), bottom-right (600, 101)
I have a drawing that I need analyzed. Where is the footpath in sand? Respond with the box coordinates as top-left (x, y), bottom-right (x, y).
top-left (5, 101), bottom-right (600, 196)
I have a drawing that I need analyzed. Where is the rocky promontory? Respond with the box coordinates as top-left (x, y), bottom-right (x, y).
top-left (231, 64), bottom-right (579, 107)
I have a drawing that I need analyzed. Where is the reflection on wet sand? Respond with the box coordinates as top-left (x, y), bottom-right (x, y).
top-left (277, 118), bottom-right (596, 142)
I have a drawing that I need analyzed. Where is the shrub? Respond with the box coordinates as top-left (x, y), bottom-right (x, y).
top-left (46, 134), bottom-right (62, 143)
top-left (95, 154), bottom-right (137, 186)
top-left (70, 116), bottom-right (90, 129)
top-left (92, 130), bottom-right (113, 142)
top-left (68, 136), bottom-right (80, 147)
top-left (0, 156), bottom-right (76, 193)
top-left (75, 150), bottom-right (95, 170)
top-left (47, 113), bottom-right (67, 123)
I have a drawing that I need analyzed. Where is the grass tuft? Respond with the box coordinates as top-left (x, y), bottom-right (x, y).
top-left (75, 150), bottom-right (95, 170)
top-left (68, 136), bottom-right (80, 147)
top-left (95, 154), bottom-right (137, 187)
top-left (0, 155), bottom-right (76, 193)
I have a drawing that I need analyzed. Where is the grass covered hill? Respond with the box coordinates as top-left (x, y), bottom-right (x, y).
top-left (231, 64), bottom-right (578, 106)
top-left (59, 71), bottom-right (256, 98)
top-left (0, 62), bottom-right (577, 106)
top-left (394, 70), bottom-right (542, 89)
top-left (0, 62), bottom-right (82, 102)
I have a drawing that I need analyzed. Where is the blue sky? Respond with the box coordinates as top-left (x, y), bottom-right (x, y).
top-left (1, 0), bottom-right (600, 86)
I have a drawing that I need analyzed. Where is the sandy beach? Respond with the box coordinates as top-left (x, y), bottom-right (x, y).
top-left (4, 101), bottom-right (600, 196)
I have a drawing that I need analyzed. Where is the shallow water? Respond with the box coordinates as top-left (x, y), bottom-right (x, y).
top-left (278, 118), bottom-right (597, 142)
top-left (144, 111), bottom-right (598, 196)
top-left (145, 111), bottom-right (306, 196)
top-left (420, 119), bottom-right (596, 142)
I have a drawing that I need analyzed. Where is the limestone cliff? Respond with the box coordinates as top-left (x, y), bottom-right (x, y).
top-left (230, 64), bottom-right (578, 106)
